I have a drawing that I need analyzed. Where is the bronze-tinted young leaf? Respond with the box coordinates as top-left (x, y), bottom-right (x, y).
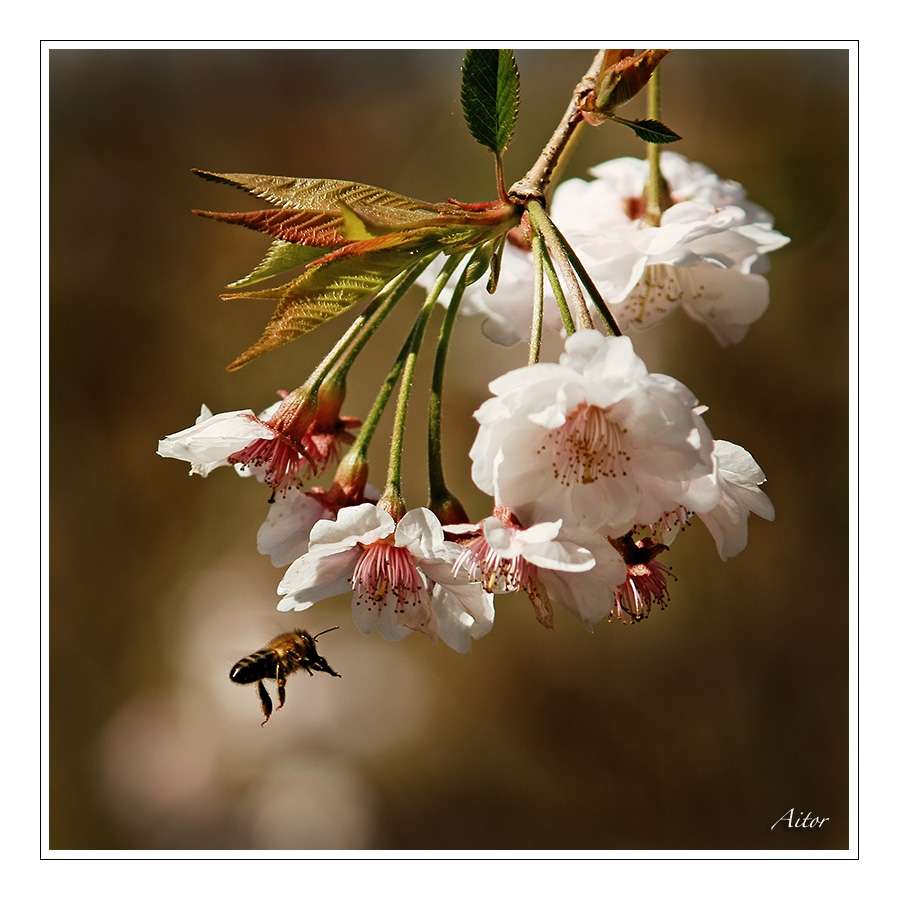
top-left (226, 240), bottom-right (329, 289)
top-left (194, 207), bottom-right (350, 246)
top-left (222, 250), bottom-right (421, 371)
top-left (613, 116), bottom-right (681, 144)
top-left (594, 49), bottom-right (670, 114)
top-left (193, 169), bottom-right (453, 230)
top-left (460, 49), bottom-right (520, 155)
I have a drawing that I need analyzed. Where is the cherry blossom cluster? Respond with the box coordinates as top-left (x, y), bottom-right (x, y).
top-left (157, 152), bottom-right (781, 652)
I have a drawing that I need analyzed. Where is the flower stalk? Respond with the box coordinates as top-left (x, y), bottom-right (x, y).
top-left (527, 201), bottom-right (593, 331)
top-left (644, 70), bottom-right (664, 226)
top-left (325, 257), bottom-right (435, 391)
top-left (554, 229), bottom-right (622, 337)
top-left (508, 51), bottom-right (606, 204)
top-left (541, 243), bottom-right (575, 336)
top-left (380, 254), bottom-right (464, 518)
top-left (427, 250), bottom-right (486, 523)
top-left (528, 232), bottom-right (545, 364)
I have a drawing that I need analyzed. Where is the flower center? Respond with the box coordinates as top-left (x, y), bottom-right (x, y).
top-left (609, 537), bottom-right (674, 623)
top-left (351, 539), bottom-right (423, 613)
top-left (538, 402), bottom-right (630, 486)
top-left (453, 533), bottom-right (538, 596)
top-left (228, 429), bottom-right (311, 494)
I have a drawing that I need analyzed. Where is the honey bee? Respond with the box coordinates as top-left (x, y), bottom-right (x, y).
top-left (229, 627), bottom-right (341, 725)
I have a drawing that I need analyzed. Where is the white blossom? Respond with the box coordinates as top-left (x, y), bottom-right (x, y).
top-left (277, 504), bottom-right (494, 653)
top-left (470, 330), bottom-right (715, 535)
top-left (447, 511), bottom-right (627, 627)
top-left (550, 153), bottom-right (790, 345)
top-left (696, 440), bottom-right (775, 560)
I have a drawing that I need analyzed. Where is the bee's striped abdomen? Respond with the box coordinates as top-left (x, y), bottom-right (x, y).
top-left (229, 649), bottom-right (278, 684)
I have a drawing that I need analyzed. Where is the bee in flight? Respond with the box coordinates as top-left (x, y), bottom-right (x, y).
top-left (229, 627), bottom-right (341, 725)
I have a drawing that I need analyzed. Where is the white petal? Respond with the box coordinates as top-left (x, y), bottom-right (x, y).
top-left (276, 547), bottom-right (357, 609)
top-left (308, 503), bottom-right (394, 554)
top-left (157, 408), bottom-right (272, 475)
top-left (257, 492), bottom-right (332, 567)
top-left (394, 507), bottom-right (447, 559)
top-left (522, 539), bottom-right (595, 573)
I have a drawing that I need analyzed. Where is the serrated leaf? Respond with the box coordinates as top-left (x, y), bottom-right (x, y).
top-left (613, 116), bottom-right (681, 144)
top-left (594, 50), bottom-right (669, 114)
top-left (194, 207), bottom-right (350, 246)
top-left (222, 246), bottom-right (427, 371)
top-left (460, 49), bottom-right (520, 155)
top-left (226, 240), bottom-right (328, 289)
top-left (193, 169), bottom-right (454, 230)
top-left (219, 222), bottom-right (498, 370)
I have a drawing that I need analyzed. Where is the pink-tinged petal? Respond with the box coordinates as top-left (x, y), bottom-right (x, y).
top-left (276, 547), bottom-right (357, 609)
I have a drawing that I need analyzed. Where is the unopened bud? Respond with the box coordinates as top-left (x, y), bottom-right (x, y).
top-left (331, 446), bottom-right (369, 505)
top-left (429, 491), bottom-right (470, 527)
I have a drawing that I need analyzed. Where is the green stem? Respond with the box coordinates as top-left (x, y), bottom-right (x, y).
top-left (528, 232), bottom-right (545, 363)
top-left (494, 152), bottom-right (509, 203)
top-left (427, 250), bottom-right (479, 508)
top-left (327, 257), bottom-right (434, 388)
top-left (352, 332), bottom-right (415, 460)
top-left (554, 228), bottom-right (622, 337)
top-left (542, 246), bottom-right (575, 336)
top-left (381, 254), bottom-right (463, 514)
top-left (527, 201), bottom-right (593, 331)
top-left (644, 70), bottom-right (663, 226)
top-left (303, 258), bottom-right (433, 394)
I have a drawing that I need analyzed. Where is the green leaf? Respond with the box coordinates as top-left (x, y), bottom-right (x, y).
top-left (486, 235), bottom-right (506, 294)
top-left (462, 242), bottom-right (493, 286)
top-left (226, 240), bottom-right (327, 289)
top-left (613, 116), bottom-right (681, 144)
top-left (460, 49), bottom-right (520, 155)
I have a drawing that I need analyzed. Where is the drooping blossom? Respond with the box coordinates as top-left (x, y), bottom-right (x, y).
top-left (607, 533), bottom-right (675, 623)
top-left (695, 440), bottom-right (775, 560)
top-left (550, 153), bottom-right (790, 345)
top-left (257, 483), bottom-right (380, 567)
top-left (446, 508), bottom-right (626, 627)
top-left (470, 330), bottom-right (715, 535)
top-left (157, 386), bottom-right (359, 495)
top-left (277, 504), bottom-right (494, 653)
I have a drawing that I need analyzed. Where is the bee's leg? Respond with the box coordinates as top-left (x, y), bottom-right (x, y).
top-left (257, 680), bottom-right (273, 726)
top-left (312, 655), bottom-right (341, 678)
top-left (276, 663), bottom-right (287, 710)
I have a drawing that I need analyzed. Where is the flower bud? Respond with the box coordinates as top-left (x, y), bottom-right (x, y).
top-left (428, 491), bottom-right (470, 527)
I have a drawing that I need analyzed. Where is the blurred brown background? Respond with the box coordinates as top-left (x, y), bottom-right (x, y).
top-left (49, 49), bottom-right (849, 850)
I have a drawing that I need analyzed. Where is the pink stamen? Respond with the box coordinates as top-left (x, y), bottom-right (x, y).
top-left (453, 533), bottom-right (539, 596)
top-left (351, 539), bottom-right (424, 616)
top-left (228, 427), bottom-right (311, 493)
top-left (609, 536), bottom-right (674, 623)
top-left (538, 402), bottom-right (630, 486)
